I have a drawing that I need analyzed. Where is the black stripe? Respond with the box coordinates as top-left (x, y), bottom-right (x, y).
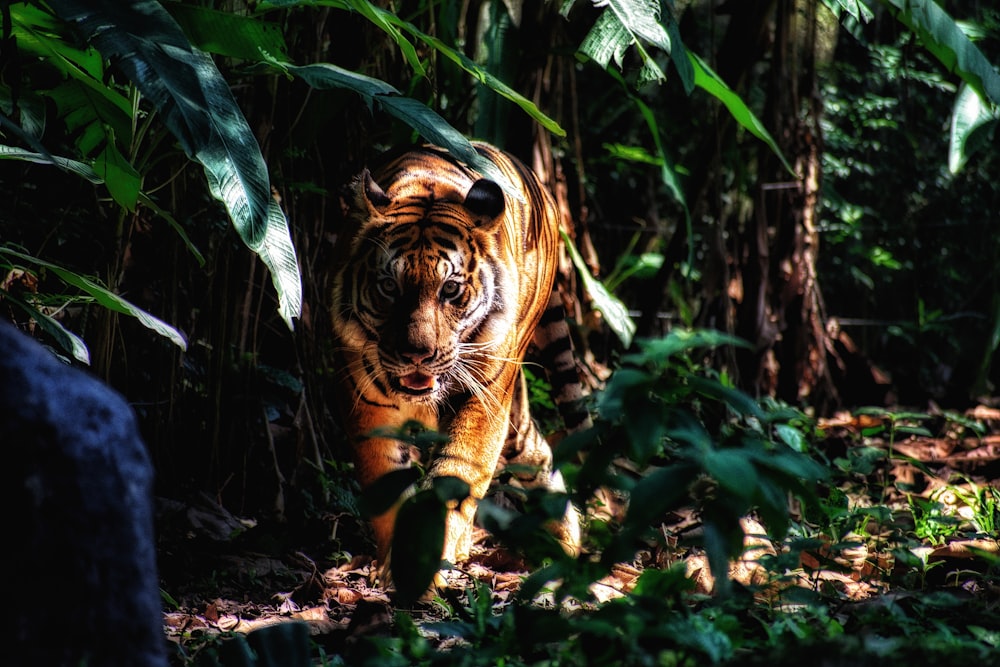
top-left (538, 304), bottom-right (566, 326)
top-left (358, 393), bottom-right (397, 409)
top-left (548, 368), bottom-right (582, 390)
top-left (431, 219), bottom-right (465, 235)
top-left (432, 236), bottom-right (458, 250)
top-left (561, 410), bottom-right (590, 431)
top-left (388, 235), bottom-right (411, 249)
top-left (535, 337), bottom-right (573, 367)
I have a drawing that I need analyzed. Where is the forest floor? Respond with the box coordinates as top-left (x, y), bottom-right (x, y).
top-left (158, 405), bottom-right (1000, 666)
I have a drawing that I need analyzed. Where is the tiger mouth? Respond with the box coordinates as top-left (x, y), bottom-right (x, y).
top-left (394, 371), bottom-right (438, 396)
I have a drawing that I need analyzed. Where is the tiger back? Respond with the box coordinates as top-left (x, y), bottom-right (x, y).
top-left (330, 142), bottom-right (582, 572)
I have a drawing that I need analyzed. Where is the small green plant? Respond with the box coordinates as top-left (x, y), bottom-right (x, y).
top-left (908, 495), bottom-right (961, 544)
top-left (951, 483), bottom-right (1000, 534)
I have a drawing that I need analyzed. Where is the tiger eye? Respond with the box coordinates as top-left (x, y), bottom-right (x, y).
top-left (440, 280), bottom-right (463, 300)
top-left (377, 277), bottom-right (397, 297)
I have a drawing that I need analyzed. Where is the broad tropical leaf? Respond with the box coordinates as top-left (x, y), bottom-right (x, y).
top-left (94, 135), bottom-right (141, 212)
top-left (8, 3), bottom-right (132, 157)
top-left (823, 0), bottom-right (874, 23)
top-left (663, 11), bottom-right (694, 94)
top-left (578, 0), bottom-right (670, 86)
top-left (47, 0), bottom-right (302, 329)
top-left (260, 199), bottom-right (304, 328)
top-left (274, 60), bottom-right (522, 198)
top-left (878, 0), bottom-right (1000, 106)
top-left (0, 247), bottom-right (187, 350)
top-left (689, 52), bottom-right (797, 176)
top-left (165, 4), bottom-right (289, 62)
top-left (259, 0), bottom-right (563, 137)
top-left (948, 83), bottom-right (999, 175)
top-left (7, 3), bottom-right (105, 77)
top-left (0, 144), bottom-right (101, 182)
top-left (562, 230), bottom-right (635, 348)
top-left (0, 289), bottom-right (91, 364)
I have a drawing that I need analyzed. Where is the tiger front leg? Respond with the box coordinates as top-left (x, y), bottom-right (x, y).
top-left (429, 389), bottom-right (516, 565)
top-left (349, 403), bottom-right (437, 570)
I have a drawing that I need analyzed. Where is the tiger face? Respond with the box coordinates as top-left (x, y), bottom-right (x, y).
top-left (335, 169), bottom-right (513, 406)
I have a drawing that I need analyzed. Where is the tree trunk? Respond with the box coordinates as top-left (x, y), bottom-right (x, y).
top-left (640, 0), bottom-right (836, 406)
top-left (735, 0), bottom-right (835, 407)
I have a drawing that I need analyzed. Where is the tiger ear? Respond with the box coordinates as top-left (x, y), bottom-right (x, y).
top-left (464, 179), bottom-right (505, 223)
top-left (352, 169), bottom-right (391, 216)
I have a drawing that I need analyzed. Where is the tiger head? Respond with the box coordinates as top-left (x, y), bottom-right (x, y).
top-left (333, 168), bottom-right (516, 404)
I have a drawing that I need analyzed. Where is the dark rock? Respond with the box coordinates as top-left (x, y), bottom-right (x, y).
top-left (0, 321), bottom-right (168, 667)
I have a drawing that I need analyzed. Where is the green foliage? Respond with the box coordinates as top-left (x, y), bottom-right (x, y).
top-left (260, 0), bottom-right (565, 137)
top-left (820, 2), bottom-right (1000, 403)
top-left (556, 331), bottom-right (826, 596)
top-left (908, 495), bottom-right (960, 544)
top-left (569, 0), bottom-right (795, 185)
top-left (575, 0), bottom-right (676, 87)
top-left (318, 356), bottom-right (1000, 667)
top-left (562, 230), bottom-right (636, 347)
top-left (948, 83), bottom-right (999, 175)
top-left (391, 476), bottom-right (470, 606)
top-left (0, 280), bottom-right (90, 363)
top-left (877, 0), bottom-right (1000, 106)
top-left (687, 53), bottom-right (796, 176)
top-left (0, 0), bottom-right (301, 360)
top-left (0, 245), bottom-right (187, 352)
top-left (347, 330), bottom-right (828, 664)
top-left (46, 0), bottom-right (303, 329)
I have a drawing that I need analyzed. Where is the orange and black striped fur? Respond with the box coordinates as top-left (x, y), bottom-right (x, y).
top-left (330, 142), bottom-right (586, 571)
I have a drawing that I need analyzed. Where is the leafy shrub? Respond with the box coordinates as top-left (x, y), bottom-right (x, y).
top-left (359, 328), bottom-right (827, 663)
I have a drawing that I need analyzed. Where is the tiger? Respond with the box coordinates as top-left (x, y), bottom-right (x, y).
top-left (330, 142), bottom-right (587, 575)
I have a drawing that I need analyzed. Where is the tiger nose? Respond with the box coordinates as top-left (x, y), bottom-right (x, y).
top-left (400, 345), bottom-right (435, 365)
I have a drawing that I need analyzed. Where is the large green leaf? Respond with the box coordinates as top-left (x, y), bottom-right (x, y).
top-left (0, 289), bottom-right (91, 364)
top-left (260, 0), bottom-right (563, 137)
top-left (47, 0), bottom-right (302, 329)
top-left (948, 83), bottom-right (999, 175)
top-left (0, 247), bottom-right (187, 350)
top-left (8, 3), bottom-right (105, 78)
top-left (260, 198), bottom-right (304, 328)
top-left (562, 230), bottom-right (635, 348)
top-left (689, 52), bottom-right (797, 176)
top-left (8, 3), bottom-right (132, 156)
top-left (94, 134), bottom-right (141, 212)
top-left (0, 144), bottom-right (101, 182)
top-left (663, 10), bottom-right (694, 94)
top-left (878, 0), bottom-right (1000, 106)
top-left (570, 0), bottom-right (694, 89)
top-left (578, 0), bottom-right (669, 86)
top-left (823, 0), bottom-right (874, 23)
top-left (166, 4), bottom-right (289, 62)
top-left (48, 78), bottom-right (130, 156)
top-left (274, 60), bottom-right (521, 198)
